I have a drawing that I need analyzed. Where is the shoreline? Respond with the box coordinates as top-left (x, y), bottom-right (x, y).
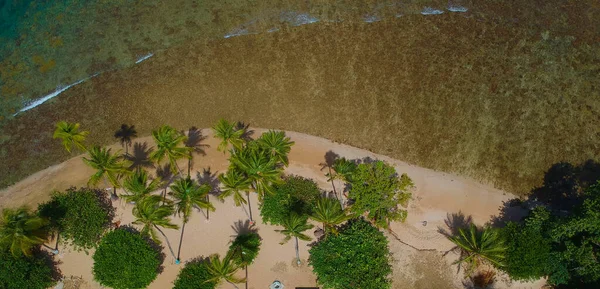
top-left (0, 128), bottom-right (545, 289)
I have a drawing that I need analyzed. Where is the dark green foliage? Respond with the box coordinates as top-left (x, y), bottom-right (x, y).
top-left (260, 175), bottom-right (322, 225)
top-left (309, 218), bottom-right (392, 289)
top-left (37, 188), bottom-right (114, 250)
top-left (228, 232), bottom-right (261, 267)
top-left (348, 161), bottom-right (413, 228)
top-left (0, 250), bottom-right (58, 289)
top-left (173, 259), bottom-right (217, 289)
top-left (502, 206), bottom-right (553, 281)
top-left (92, 228), bottom-right (161, 289)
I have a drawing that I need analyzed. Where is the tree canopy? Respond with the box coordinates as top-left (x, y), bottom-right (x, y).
top-left (93, 228), bottom-right (162, 289)
top-left (228, 232), bottom-right (261, 267)
top-left (260, 175), bottom-right (322, 225)
top-left (38, 188), bottom-right (114, 250)
top-left (347, 161), bottom-right (413, 228)
top-left (309, 218), bottom-right (392, 289)
top-left (173, 258), bottom-right (217, 289)
top-left (0, 250), bottom-right (58, 289)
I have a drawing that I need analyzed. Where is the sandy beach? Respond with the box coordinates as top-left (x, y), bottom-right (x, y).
top-left (0, 128), bottom-right (545, 289)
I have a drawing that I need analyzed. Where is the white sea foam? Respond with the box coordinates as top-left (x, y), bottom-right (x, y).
top-left (421, 7), bottom-right (444, 15)
top-left (363, 15), bottom-right (381, 23)
top-left (14, 74), bottom-right (98, 115)
top-left (267, 27), bottom-right (280, 33)
top-left (448, 5), bottom-right (468, 12)
top-left (280, 11), bottom-right (319, 26)
top-left (135, 53), bottom-right (154, 64)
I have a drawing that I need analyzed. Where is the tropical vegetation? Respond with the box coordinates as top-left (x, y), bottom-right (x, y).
top-left (0, 206), bottom-right (48, 257)
top-left (173, 258), bottom-right (217, 289)
top-left (275, 213), bottom-right (314, 265)
top-left (132, 195), bottom-right (178, 260)
top-left (446, 224), bottom-right (506, 276)
top-left (309, 218), bottom-right (392, 289)
top-left (310, 196), bottom-right (351, 236)
top-left (260, 175), bottom-right (321, 226)
top-left (122, 168), bottom-right (161, 203)
top-left (205, 253), bottom-right (245, 289)
top-left (82, 146), bottom-right (130, 196)
top-left (0, 249), bottom-right (58, 289)
top-left (348, 160), bottom-right (413, 228)
top-left (92, 228), bottom-right (162, 289)
top-left (53, 121), bottom-right (89, 153)
top-left (149, 125), bottom-right (191, 175)
top-left (37, 188), bottom-right (114, 251)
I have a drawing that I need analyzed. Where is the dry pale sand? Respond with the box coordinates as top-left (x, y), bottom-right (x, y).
top-left (0, 129), bottom-right (545, 289)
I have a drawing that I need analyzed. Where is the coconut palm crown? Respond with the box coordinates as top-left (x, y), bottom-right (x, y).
top-left (218, 169), bottom-right (252, 207)
top-left (212, 119), bottom-right (245, 153)
top-left (53, 121), bottom-right (89, 153)
top-left (205, 253), bottom-right (245, 289)
top-left (310, 197), bottom-right (351, 236)
top-left (0, 206), bottom-right (49, 257)
top-left (448, 224), bottom-right (507, 276)
top-left (149, 125), bottom-right (191, 175)
top-left (229, 146), bottom-right (283, 200)
top-left (276, 213), bottom-right (314, 265)
top-left (256, 130), bottom-right (294, 166)
top-left (83, 146), bottom-right (130, 189)
top-left (122, 169), bottom-right (161, 203)
top-left (169, 177), bottom-right (215, 223)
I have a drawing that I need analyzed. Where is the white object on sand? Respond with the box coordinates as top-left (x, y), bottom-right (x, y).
top-left (421, 7), bottom-right (444, 15)
top-left (135, 53), bottom-right (154, 64)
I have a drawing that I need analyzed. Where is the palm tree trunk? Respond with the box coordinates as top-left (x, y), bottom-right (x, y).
top-left (154, 225), bottom-right (178, 260)
top-left (187, 156), bottom-right (192, 177)
top-left (176, 222), bottom-right (186, 261)
top-left (328, 167), bottom-right (338, 197)
top-left (323, 223), bottom-right (327, 236)
top-left (295, 236), bottom-right (301, 265)
top-left (246, 191), bottom-right (253, 222)
top-left (206, 195), bottom-right (210, 221)
top-left (54, 231), bottom-right (60, 250)
top-left (245, 265), bottom-right (248, 289)
top-left (226, 280), bottom-right (240, 289)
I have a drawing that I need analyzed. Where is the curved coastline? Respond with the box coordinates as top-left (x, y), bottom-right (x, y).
top-left (0, 128), bottom-right (545, 289)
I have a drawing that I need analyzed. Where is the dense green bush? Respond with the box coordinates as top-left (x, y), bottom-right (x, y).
top-left (260, 175), bottom-right (321, 225)
top-left (228, 232), bottom-right (261, 267)
top-left (348, 161), bottom-right (413, 228)
top-left (502, 206), bottom-right (553, 281)
top-left (173, 258), bottom-right (217, 289)
top-left (38, 187), bottom-right (114, 250)
top-left (93, 228), bottom-right (162, 289)
top-left (0, 250), bottom-right (58, 289)
top-left (309, 218), bottom-right (392, 289)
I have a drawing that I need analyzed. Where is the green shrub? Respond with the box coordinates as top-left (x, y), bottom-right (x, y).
top-left (38, 187), bottom-right (114, 250)
top-left (348, 161), bottom-right (413, 228)
top-left (228, 232), bottom-right (261, 267)
top-left (93, 228), bottom-right (161, 289)
top-left (260, 175), bottom-right (321, 225)
top-left (0, 250), bottom-right (58, 289)
top-left (309, 218), bottom-right (392, 289)
top-left (173, 258), bottom-right (217, 289)
top-left (502, 206), bottom-right (553, 281)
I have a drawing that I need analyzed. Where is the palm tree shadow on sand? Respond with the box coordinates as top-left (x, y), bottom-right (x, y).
top-left (184, 126), bottom-right (209, 175)
top-left (197, 167), bottom-right (221, 197)
top-left (126, 142), bottom-right (155, 170)
top-left (230, 219), bottom-right (258, 237)
top-left (235, 121), bottom-right (255, 141)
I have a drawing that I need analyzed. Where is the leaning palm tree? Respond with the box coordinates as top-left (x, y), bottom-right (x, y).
top-left (447, 224), bottom-right (506, 276)
top-left (149, 125), bottom-right (191, 175)
top-left (132, 195), bottom-right (179, 260)
top-left (83, 146), bottom-right (130, 198)
top-left (326, 157), bottom-right (356, 208)
top-left (205, 253), bottom-right (245, 289)
top-left (184, 126), bottom-right (209, 176)
top-left (230, 147), bottom-right (283, 222)
top-left (212, 119), bottom-right (245, 153)
top-left (170, 177), bottom-right (215, 264)
top-left (218, 169), bottom-right (252, 218)
top-left (53, 121), bottom-right (89, 153)
top-left (256, 130), bottom-right (294, 167)
top-left (310, 197), bottom-right (351, 236)
top-left (122, 169), bottom-right (161, 204)
top-left (0, 206), bottom-right (48, 257)
top-left (114, 124), bottom-right (137, 155)
top-left (276, 213), bottom-right (314, 266)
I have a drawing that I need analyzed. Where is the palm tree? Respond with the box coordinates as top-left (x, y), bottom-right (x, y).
top-left (170, 177), bottom-right (215, 264)
top-left (447, 224), bottom-right (506, 276)
top-left (149, 125), bottom-right (191, 175)
top-left (53, 121), bottom-right (89, 153)
top-left (122, 169), bottom-right (161, 204)
top-left (114, 124), bottom-right (137, 155)
top-left (184, 126), bottom-right (209, 176)
top-left (230, 147), bottom-right (283, 222)
top-left (229, 232), bottom-right (261, 289)
top-left (256, 130), bottom-right (294, 166)
top-left (156, 163), bottom-right (174, 204)
top-left (205, 253), bottom-right (245, 289)
top-left (132, 195), bottom-right (179, 260)
top-left (83, 146), bottom-right (130, 198)
top-left (212, 119), bottom-right (245, 153)
top-left (275, 213), bottom-right (314, 266)
top-left (219, 169), bottom-right (252, 218)
top-left (326, 157), bottom-right (356, 208)
top-left (310, 197), bottom-right (351, 236)
top-left (0, 206), bottom-right (48, 257)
